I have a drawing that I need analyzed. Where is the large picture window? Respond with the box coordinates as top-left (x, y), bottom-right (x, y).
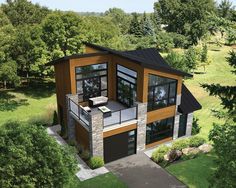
top-left (75, 63), bottom-right (107, 102)
top-left (117, 65), bottom-right (137, 107)
top-left (146, 117), bottom-right (174, 144)
top-left (148, 74), bottom-right (177, 111)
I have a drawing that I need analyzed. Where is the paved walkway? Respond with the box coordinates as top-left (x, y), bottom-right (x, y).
top-left (46, 125), bottom-right (109, 181)
top-left (106, 152), bottom-right (186, 188)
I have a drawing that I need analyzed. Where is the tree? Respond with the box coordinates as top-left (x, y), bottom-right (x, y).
top-left (218, 0), bottom-right (233, 18)
top-left (0, 8), bottom-right (11, 27)
top-left (154, 0), bottom-right (216, 44)
top-left (41, 11), bottom-right (84, 58)
top-left (128, 13), bottom-right (143, 37)
top-left (141, 12), bottom-right (155, 36)
top-left (0, 121), bottom-right (78, 187)
top-left (0, 61), bottom-right (19, 89)
top-left (105, 8), bottom-right (131, 34)
top-left (165, 51), bottom-right (189, 72)
top-left (1, 0), bottom-right (50, 26)
top-left (183, 47), bottom-right (198, 72)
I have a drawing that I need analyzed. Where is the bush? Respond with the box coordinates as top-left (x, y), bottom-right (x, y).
top-left (0, 121), bottom-right (78, 187)
top-left (192, 117), bottom-right (201, 135)
top-left (171, 138), bottom-right (190, 150)
top-left (52, 110), bottom-right (58, 125)
top-left (81, 149), bottom-right (90, 161)
top-left (89, 156), bottom-right (104, 169)
top-left (170, 32), bottom-right (189, 48)
top-left (165, 51), bottom-right (188, 72)
top-left (189, 136), bottom-right (206, 147)
top-left (151, 145), bottom-right (170, 163)
top-left (156, 32), bottom-right (174, 52)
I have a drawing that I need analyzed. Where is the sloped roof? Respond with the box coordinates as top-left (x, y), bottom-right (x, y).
top-left (46, 42), bottom-right (192, 77)
top-left (178, 84), bottom-right (202, 114)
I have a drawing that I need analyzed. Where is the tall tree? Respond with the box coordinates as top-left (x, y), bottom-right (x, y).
top-left (218, 0), bottom-right (233, 18)
top-left (154, 0), bottom-right (216, 44)
top-left (128, 13), bottom-right (143, 37)
top-left (1, 0), bottom-right (50, 26)
top-left (141, 12), bottom-right (155, 36)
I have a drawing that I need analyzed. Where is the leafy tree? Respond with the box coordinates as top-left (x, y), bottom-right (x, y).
top-left (1, 0), bottom-right (50, 26)
top-left (218, 0), bottom-right (233, 18)
top-left (128, 13), bottom-right (143, 37)
top-left (105, 8), bottom-right (131, 34)
top-left (183, 47), bottom-right (198, 72)
top-left (0, 121), bottom-right (78, 187)
top-left (156, 32), bottom-right (174, 52)
top-left (41, 11), bottom-right (84, 58)
top-left (226, 27), bottom-right (236, 45)
top-left (0, 8), bottom-right (11, 27)
top-left (165, 51), bottom-right (188, 72)
top-left (0, 61), bottom-right (19, 89)
top-left (154, 0), bottom-right (216, 44)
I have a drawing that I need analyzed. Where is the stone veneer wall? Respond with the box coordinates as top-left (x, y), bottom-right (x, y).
top-left (89, 111), bottom-right (104, 157)
top-left (136, 102), bottom-right (147, 151)
top-left (173, 94), bottom-right (181, 139)
top-left (185, 113), bottom-right (193, 136)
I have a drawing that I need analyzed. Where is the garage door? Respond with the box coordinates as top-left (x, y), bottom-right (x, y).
top-left (104, 129), bottom-right (137, 163)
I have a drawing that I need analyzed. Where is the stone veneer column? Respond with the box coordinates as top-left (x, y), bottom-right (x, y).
top-left (185, 113), bottom-right (193, 136)
top-left (173, 94), bottom-right (181, 140)
top-left (89, 111), bottom-right (104, 158)
top-left (66, 94), bottom-right (76, 141)
top-left (136, 102), bottom-right (147, 152)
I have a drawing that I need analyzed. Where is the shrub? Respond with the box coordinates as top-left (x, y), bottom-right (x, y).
top-left (171, 138), bottom-right (190, 150)
top-left (52, 110), bottom-right (58, 125)
top-left (151, 145), bottom-right (170, 163)
top-left (189, 136), bottom-right (206, 147)
top-left (89, 156), bottom-right (104, 169)
top-left (165, 51), bottom-right (188, 72)
top-left (81, 149), bottom-right (90, 161)
top-left (0, 121), bottom-right (78, 187)
top-left (156, 32), bottom-right (174, 52)
top-left (192, 117), bottom-right (201, 135)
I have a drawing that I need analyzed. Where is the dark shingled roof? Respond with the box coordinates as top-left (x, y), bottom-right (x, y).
top-left (46, 42), bottom-right (192, 77)
top-left (178, 84), bottom-right (202, 114)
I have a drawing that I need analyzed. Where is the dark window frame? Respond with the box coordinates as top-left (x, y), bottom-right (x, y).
top-left (75, 62), bottom-right (108, 102)
top-left (116, 64), bottom-right (137, 107)
top-left (148, 74), bottom-right (177, 111)
top-left (146, 117), bottom-right (175, 145)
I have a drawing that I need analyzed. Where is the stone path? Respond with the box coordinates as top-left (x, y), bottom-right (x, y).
top-left (46, 125), bottom-right (109, 181)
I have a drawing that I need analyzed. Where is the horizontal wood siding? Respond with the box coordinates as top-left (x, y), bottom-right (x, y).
top-left (103, 123), bottom-right (137, 138)
top-left (146, 137), bottom-right (173, 149)
top-left (85, 46), bottom-right (102, 53)
top-left (147, 105), bottom-right (176, 124)
top-left (75, 121), bottom-right (90, 150)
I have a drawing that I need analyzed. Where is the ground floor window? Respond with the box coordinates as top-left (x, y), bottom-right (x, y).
top-left (146, 117), bottom-right (174, 145)
top-left (178, 114), bottom-right (188, 138)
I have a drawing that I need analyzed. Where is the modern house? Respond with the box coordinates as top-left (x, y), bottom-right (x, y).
top-left (47, 43), bottom-right (201, 163)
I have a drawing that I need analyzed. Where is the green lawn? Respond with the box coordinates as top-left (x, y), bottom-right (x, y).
top-left (0, 79), bottom-right (56, 126)
top-left (166, 153), bottom-right (217, 188)
top-left (165, 44), bottom-right (235, 188)
top-left (66, 173), bottom-right (127, 188)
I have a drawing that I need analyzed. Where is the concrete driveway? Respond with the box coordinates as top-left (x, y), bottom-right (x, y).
top-left (105, 153), bottom-right (186, 188)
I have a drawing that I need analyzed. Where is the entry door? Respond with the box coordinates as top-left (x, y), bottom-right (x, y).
top-left (104, 130), bottom-right (137, 163)
top-left (178, 114), bottom-right (188, 138)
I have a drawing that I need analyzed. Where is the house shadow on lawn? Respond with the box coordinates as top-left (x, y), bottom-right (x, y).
top-left (15, 78), bottom-right (56, 99)
top-left (0, 91), bottom-right (29, 111)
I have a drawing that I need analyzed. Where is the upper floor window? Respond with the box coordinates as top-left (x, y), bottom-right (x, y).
top-left (117, 65), bottom-right (137, 107)
top-left (75, 63), bottom-right (107, 102)
top-left (148, 74), bottom-right (177, 111)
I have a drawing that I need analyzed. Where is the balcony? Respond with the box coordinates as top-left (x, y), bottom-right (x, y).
top-left (68, 97), bottom-right (138, 128)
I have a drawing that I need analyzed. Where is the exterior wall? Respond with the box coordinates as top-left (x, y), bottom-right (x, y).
top-left (136, 102), bottom-right (147, 151)
top-left (75, 121), bottom-right (90, 151)
top-left (90, 111), bottom-right (104, 157)
top-left (85, 46), bottom-right (103, 53)
top-left (173, 94), bottom-right (182, 140)
top-left (54, 60), bottom-right (71, 126)
top-left (103, 123), bottom-right (137, 138)
top-left (186, 113), bottom-right (193, 136)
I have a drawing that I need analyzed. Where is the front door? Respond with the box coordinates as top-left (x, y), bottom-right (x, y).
top-left (104, 129), bottom-right (137, 163)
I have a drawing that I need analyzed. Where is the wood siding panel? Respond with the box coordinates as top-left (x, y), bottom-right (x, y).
top-left (54, 60), bottom-right (71, 125)
top-left (85, 46), bottom-right (102, 53)
top-left (145, 137), bottom-right (173, 149)
top-left (103, 123), bottom-right (137, 138)
top-left (147, 105), bottom-right (176, 124)
top-left (75, 121), bottom-right (90, 150)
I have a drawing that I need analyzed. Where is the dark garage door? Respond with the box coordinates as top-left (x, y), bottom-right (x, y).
top-left (104, 129), bottom-right (137, 163)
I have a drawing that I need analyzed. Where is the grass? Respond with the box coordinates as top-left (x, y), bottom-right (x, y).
top-left (0, 79), bottom-right (56, 126)
top-left (66, 173), bottom-right (127, 188)
top-left (165, 44), bottom-right (235, 187)
top-left (166, 152), bottom-right (217, 188)
top-left (185, 44), bottom-right (235, 139)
